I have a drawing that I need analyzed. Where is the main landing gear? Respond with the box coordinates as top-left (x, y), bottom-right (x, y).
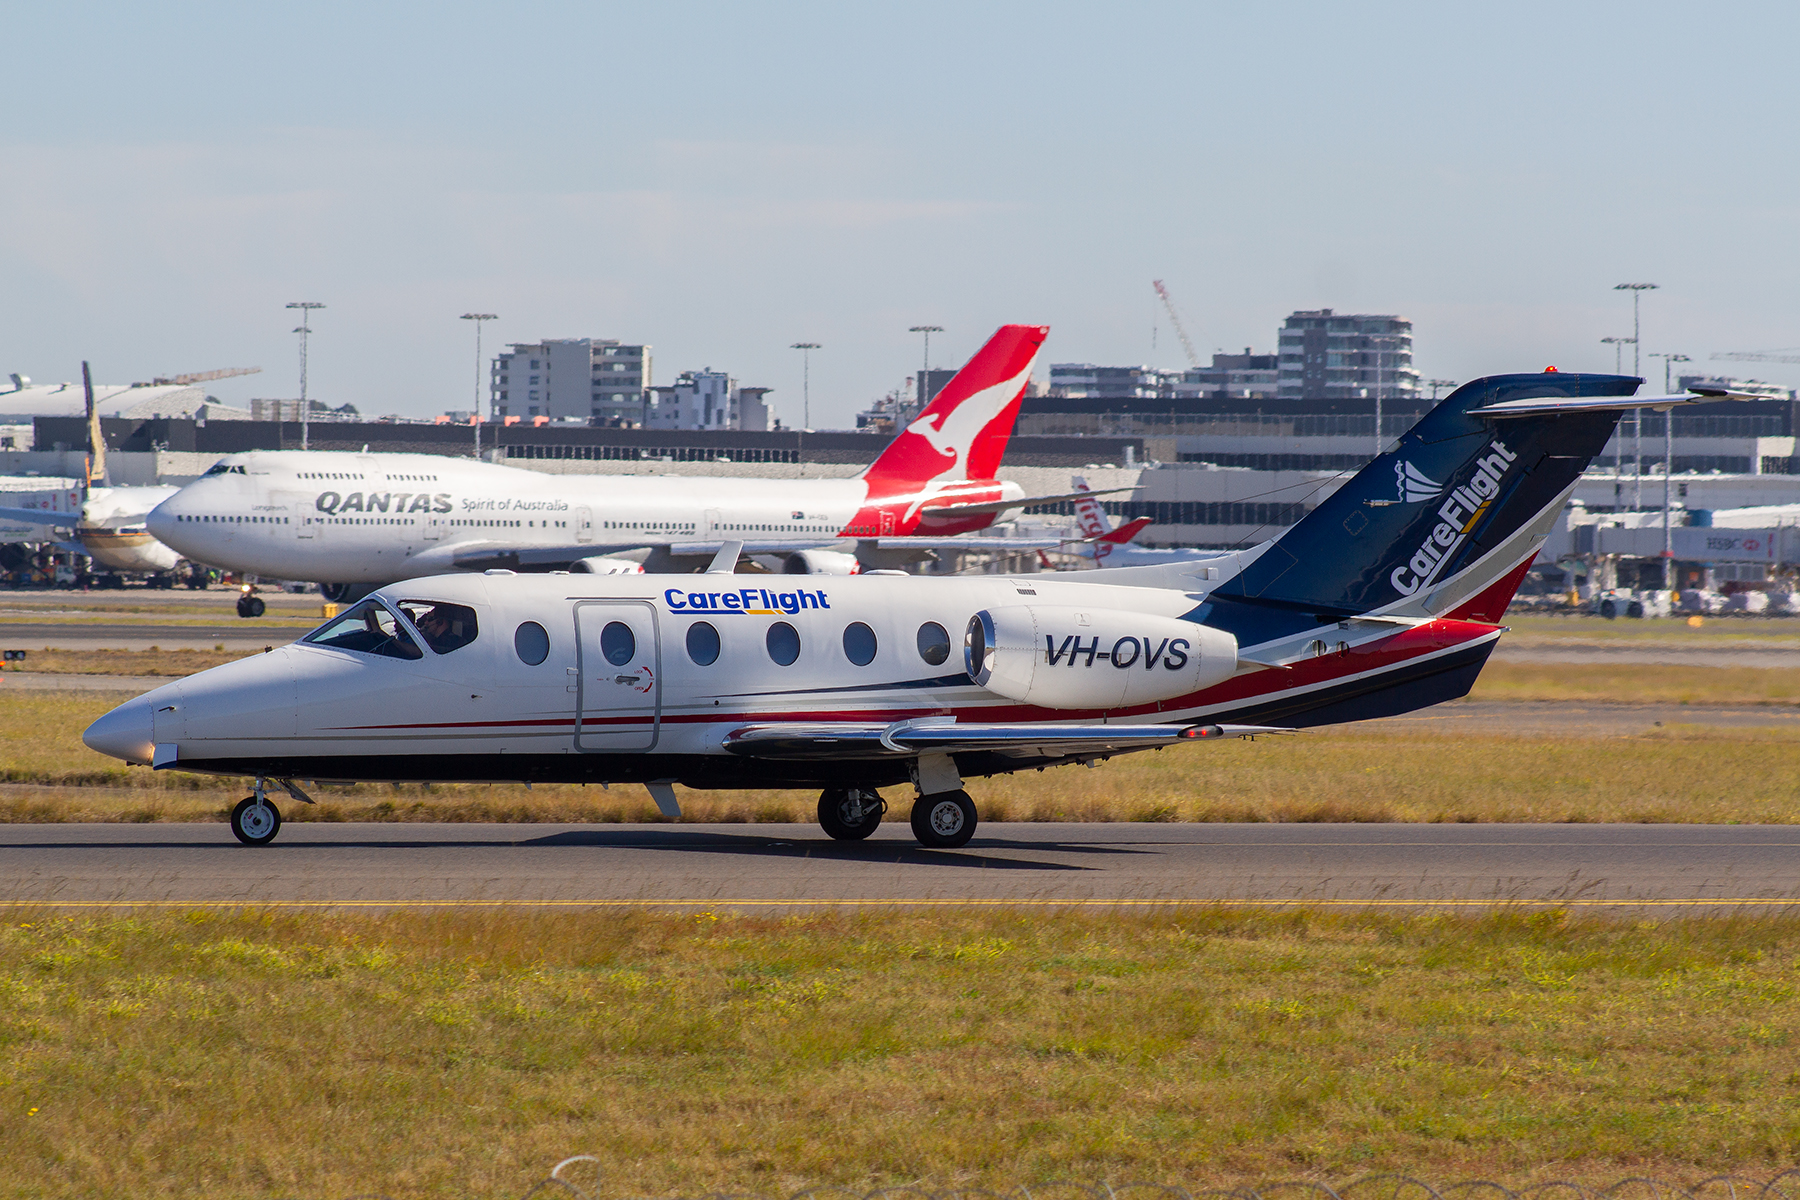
top-left (818, 788), bottom-right (885, 840)
top-left (815, 755), bottom-right (979, 850)
top-left (228, 778), bottom-right (313, 845)
top-left (910, 790), bottom-right (977, 849)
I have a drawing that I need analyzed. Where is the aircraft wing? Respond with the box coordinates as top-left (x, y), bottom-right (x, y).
top-left (450, 534), bottom-right (1099, 572)
top-left (0, 506), bottom-right (78, 528)
top-left (720, 718), bottom-right (1292, 761)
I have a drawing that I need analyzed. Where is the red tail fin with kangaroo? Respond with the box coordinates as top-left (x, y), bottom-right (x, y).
top-left (860, 324), bottom-right (1047, 496)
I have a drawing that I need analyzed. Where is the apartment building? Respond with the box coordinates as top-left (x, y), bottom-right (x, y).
top-left (491, 339), bottom-right (651, 425)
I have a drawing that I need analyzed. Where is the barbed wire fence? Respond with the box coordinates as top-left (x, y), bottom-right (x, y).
top-left (302, 1163), bottom-right (1800, 1200)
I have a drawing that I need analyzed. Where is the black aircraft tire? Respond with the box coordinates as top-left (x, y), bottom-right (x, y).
top-left (236, 597), bottom-right (266, 618)
top-left (230, 796), bottom-right (282, 846)
top-left (818, 788), bottom-right (883, 841)
top-left (910, 790), bottom-right (976, 849)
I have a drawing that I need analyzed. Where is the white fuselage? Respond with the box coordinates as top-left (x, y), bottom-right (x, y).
top-left (84, 569), bottom-right (1267, 780)
top-left (146, 451), bottom-right (1025, 583)
top-left (78, 486), bottom-right (182, 573)
top-left (80, 565), bottom-right (1503, 792)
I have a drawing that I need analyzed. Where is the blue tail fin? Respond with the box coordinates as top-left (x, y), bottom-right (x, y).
top-left (1210, 372), bottom-right (1637, 621)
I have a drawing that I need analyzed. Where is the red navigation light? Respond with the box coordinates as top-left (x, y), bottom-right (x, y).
top-left (1544, 365), bottom-right (1559, 373)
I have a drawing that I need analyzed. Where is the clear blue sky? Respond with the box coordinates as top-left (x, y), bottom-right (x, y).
top-left (3, 1), bottom-right (1796, 426)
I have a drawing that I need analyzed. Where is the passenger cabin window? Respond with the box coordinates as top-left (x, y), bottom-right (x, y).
top-left (686, 621), bottom-right (720, 666)
top-left (304, 599), bottom-right (422, 660)
top-left (843, 622), bottom-right (877, 666)
top-left (600, 621), bottom-right (636, 666)
top-left (514, 621), bottom-right (550, 665)
top-left (396, 600), bottom-right (480, 654)
top-left (766, 621), bottom-right (800, 666)
top-left (916, 622), bottom-right (951, 666)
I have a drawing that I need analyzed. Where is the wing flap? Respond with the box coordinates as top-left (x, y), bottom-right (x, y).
top-left (720, 718), bottom-right (1291, 760)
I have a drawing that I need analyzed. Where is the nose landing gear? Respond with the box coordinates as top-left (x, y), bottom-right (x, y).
top-left (228, 778), bottom-right (312, 845)
top-left (230, 780), bottom-right (282, 845)
top-left (236, 584), bottom-right (265, 618)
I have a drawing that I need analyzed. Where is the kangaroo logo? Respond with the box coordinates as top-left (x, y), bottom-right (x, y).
top-left (1395, 461), bottom-right (1444, 503)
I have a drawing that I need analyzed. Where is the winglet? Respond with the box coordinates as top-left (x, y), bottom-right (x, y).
top-left (704, 541), bottom-right (743, 574)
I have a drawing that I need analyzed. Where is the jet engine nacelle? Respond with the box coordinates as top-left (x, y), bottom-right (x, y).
top-left (965, 605), bottom-right (1237, 710)
top-left (782, 549), bottom-right (861, 575)
top-left (570, 556), bottom-right (644, 575)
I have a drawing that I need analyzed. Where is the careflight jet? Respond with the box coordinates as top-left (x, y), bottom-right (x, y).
top-left (146, 325), bottom-right (1133, 598)
top-left (86, 370), bottom-right (1756, 849)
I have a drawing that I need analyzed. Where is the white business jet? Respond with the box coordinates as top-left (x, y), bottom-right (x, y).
top-left (86, 370), bottom-right (1736, 848)
top-left (146, 325), bottom-right (1134, 599)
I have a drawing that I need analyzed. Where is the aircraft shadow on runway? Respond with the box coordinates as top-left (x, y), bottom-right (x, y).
top-left (0, 828), bottom-right (1164, 871)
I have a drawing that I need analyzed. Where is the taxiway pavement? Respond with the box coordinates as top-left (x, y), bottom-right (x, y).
top-left (1, 822), bottom-right (1796, 910)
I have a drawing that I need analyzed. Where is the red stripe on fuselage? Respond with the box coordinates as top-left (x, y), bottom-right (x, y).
top-left (321, 620), bottom-right (1498, 735)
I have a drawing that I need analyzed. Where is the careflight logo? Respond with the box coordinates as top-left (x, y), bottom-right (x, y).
top-left (1395, 461), bottom-right (1445, 503)
top-left (1389, 439), bottom-right (1519, 597)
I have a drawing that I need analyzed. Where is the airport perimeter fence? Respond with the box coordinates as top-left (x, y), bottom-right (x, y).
top-left (294, 1162), bottom-right (1800, 1200)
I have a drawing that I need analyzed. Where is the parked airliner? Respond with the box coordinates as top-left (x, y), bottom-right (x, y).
top-left (146, 325), bottom-right (1132, 598)
top-left (0, 486), bottom-right (182, 575)
top-left (85, 371), bottom-right (1752, 848)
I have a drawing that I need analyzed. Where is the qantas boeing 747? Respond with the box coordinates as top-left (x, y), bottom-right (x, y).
top-left (84, 370), bottom-right (1758, 848)
top-left (147, 325), bottom-right (1130, 598)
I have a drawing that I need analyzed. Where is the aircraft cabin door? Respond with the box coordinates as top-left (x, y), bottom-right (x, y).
top-left (575, 506), bottom-right (593, 543)
top-left (573, 600), bottom-right (660, 751)
top-left (704, 508), bottom-right (721, 536)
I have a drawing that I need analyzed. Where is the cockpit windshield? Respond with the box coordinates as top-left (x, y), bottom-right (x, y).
top-left (396, 600), bottom-right (479, 654)
top-left (202, 462), bottom-right (246, 477)
top-left (303, 599), bottom-right (423, 660)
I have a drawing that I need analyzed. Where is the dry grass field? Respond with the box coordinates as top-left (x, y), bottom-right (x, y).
top-left (2, 906), bottom-right (1797, 1197)
top-left (7, 662), bottom-right (1800, 824)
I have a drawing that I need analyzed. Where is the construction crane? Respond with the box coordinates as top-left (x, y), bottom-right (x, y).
top-left (1151, 280), bottom-right (1203, 369)
top-left (143, 366), bottom-right (262, 387)
top-left (1711, 349), bottom-right (1800, 365)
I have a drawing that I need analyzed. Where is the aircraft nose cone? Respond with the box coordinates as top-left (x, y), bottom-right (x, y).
top-left (82, 696), bottom-right (155, 764)
top-left (145, 499), bottom-right (178, 543)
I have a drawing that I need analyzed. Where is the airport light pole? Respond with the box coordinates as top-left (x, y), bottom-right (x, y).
top-left (286, 302), bottom-right (324, 451)
top-left (1651, 352), bottom-right (1690, 592)
top-left (790, 343), bottom-right (820, 429)
top-left (1601, 336), bottom-right (1635, 374)
top-left (1615, 284), bottom-right (1658, 512)
top-left (461, 313), bottom-right (498, 457)
top-left (909, 325), bottom-right (944, 417)
top-left (1602, 335), bottom-right (1639, 498)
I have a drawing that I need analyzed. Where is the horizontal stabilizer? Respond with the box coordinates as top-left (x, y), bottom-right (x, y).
top-left (721, 718), bottom-right (1293, 760)
top-left (925, 484), bottom-right (1141, 518)
top-left (1468, 390), bottom-right (1761, 418)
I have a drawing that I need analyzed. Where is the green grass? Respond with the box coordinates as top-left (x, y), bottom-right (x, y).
top-left (2, 907), bottom-right (1797, 1197)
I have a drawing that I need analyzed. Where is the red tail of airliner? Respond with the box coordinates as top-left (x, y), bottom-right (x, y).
top-left (860, 324), bottom-right (1047, 495)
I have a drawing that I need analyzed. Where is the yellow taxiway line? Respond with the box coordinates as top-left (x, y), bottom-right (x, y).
top-left (3, 897), bottom-right (1798, 909)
